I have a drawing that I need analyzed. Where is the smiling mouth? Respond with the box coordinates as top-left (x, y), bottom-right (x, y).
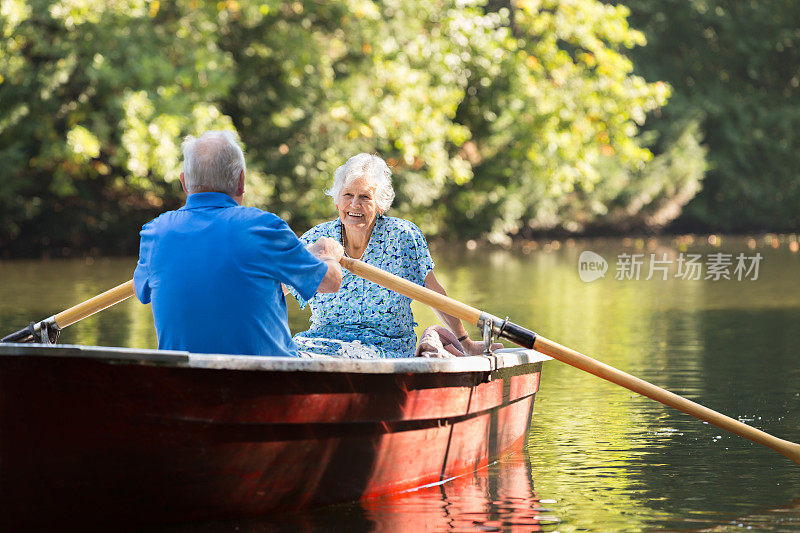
top-left (347, 212), bottom-right (364, 218)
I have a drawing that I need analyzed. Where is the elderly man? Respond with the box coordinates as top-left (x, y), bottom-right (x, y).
top-left (133, 130), bottom-right (343, 356)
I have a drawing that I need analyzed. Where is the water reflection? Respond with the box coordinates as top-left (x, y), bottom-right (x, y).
top-left (699, 499), bottom-right (800, 532)
top-left (163, 450), bottom-right (559, 532)
top-left (360, 452), bottom-right (558, 532)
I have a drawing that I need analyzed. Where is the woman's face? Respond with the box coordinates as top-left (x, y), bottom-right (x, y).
top-left (336, 176), bottom-right (380, 231)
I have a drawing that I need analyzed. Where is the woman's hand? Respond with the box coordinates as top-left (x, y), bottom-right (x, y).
top-left (460, 337), bottom-right (503, 356)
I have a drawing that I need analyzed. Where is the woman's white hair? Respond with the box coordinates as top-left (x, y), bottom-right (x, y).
top-left (326, 153), bottom-right (395, 212)
top-left (181, 130), bottom-right (246, 195)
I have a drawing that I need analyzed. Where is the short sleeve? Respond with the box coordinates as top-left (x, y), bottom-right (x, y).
top-left (256, 215), bottom-right (328, 302)
top-left (133, 222), bottom-right (153, 304)
top-left (407, 222), bottom-right (435, 286)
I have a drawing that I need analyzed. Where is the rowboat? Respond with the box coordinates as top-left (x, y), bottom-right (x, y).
top-left (0, 342), bottom-right (549, 525)
top-left (5, 258), bottom-right (790, 528)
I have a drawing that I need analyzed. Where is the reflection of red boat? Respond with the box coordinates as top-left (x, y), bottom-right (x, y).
top-left (0, 344), bottom-right (548, 524)
top-left (363, 450), bottom-right (558, 532)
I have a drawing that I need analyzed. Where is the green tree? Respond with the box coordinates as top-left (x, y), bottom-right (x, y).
top-left (216, 0), bottom-right (477, 231)
top-left (445, 0), bottom-right (702, 241)
top-left (0, 0), bottom-right (235, 254)
top-left (1, 0), bottom-right (687, 255)
top-left (220, 0), bottom-right (682, 240)
top-left (622, 0), bottom-right (800, 232)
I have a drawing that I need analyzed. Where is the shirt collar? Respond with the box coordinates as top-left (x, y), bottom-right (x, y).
top-left (337, 215), bottom-right (385, 260)
top-left (181, 192), bottom-right (239, 210)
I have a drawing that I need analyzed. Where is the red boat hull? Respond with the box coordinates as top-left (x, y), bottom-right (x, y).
top-left (0, 345), bottom-right (545, 525)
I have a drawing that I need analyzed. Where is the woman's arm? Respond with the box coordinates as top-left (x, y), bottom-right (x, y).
top-left (423, 270), bottom-right (502, 355)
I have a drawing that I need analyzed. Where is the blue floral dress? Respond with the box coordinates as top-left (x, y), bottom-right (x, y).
top-left (289, 216), bottom-right (435, 358)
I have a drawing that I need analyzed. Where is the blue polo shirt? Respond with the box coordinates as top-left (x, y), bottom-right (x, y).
top-left (133, 192), bottom-right (328, 356)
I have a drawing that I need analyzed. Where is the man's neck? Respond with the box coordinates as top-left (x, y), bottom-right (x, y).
top-left (187, 190), bottom-right (243, 206)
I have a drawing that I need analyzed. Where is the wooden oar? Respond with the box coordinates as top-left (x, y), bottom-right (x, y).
top-left (340, 256), bottom-right (800, 465)
top-left (1, 280), bottom-right (134, 343)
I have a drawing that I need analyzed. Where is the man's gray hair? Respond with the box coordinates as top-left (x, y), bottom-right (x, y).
top-left (326, 153), bottom-right (395, 212)
top-left (181, 130), bottom-right (246, 195)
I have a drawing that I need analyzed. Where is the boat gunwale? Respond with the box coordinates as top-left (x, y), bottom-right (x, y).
top-left (0, 342), bottom-right (550, 374)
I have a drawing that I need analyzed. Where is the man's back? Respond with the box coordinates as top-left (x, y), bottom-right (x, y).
top-left (134, 192), bottom-right (327, 356)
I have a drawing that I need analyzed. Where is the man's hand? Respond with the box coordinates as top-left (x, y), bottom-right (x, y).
top-left (308, 237), bottom-right (343, 293)
top-left (307, 237), bottom-right (344, 263)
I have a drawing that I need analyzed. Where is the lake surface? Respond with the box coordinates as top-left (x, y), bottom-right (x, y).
top-left (2, 235), bottom-right (800, 531)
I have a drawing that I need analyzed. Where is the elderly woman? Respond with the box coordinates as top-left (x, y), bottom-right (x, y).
top-left (288, 153), bottom-right (499, 358)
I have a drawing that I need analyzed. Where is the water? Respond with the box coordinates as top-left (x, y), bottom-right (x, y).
top-left (2, 235), bottom-right (800, 531)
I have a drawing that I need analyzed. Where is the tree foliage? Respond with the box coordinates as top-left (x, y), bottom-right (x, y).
top-left (445, 0), bottom-right (700, 240)
top-left (0, 0), bottom-right (237, 253)
top-left (1, 0), bottom-right (681, 255)
top-left (622, 0), bottom-right (800, 232)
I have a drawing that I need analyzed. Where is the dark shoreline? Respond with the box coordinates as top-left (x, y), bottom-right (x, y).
top-left (2, 231), bottom-right (797, 262)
